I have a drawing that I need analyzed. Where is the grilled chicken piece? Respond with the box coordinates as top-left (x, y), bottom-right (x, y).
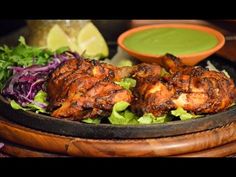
top-left (131, 63), bottom-right (163, 78)
top-left (131, 54), bottom-right (236, 116)
top-left (131, 77), bottom-right (176, 116)
top-left (162, 54), bottom-right (236, 114)
top-left (129, 62), bottom-right (175, 116)
top-left (47, 57), bottom-right (132, 120)
top-left (51, 81), bottom-right (132, 120)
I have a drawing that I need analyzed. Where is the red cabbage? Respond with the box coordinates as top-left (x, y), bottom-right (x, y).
top-left (1, 51), bottom-right (79, 109)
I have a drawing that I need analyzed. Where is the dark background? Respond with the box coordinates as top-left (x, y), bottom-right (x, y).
top-left (1, 20), bottom-right (236, 39)
top-left (0, 20), bottom-right (26, 36)
top-left (0, 20), bottom-right (131, 43)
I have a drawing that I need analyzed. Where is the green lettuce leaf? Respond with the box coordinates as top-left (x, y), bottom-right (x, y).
top-left (10, 90), bottom-right (48, 114)
top-left (10, 100), bottom-right (29, 111)
top-left (138, 113), bottom-right (170, 124)
top-left (117, 58), bottom-right (133, 67)
top-left (108, 101), bottom-right (138, 125)
top-left (29, 90), bottom-right (48, 113)
top-left (82, 118), bottom-right (102, 124)
top-left (115, 78), bottom-right (136, 90)
top-left (171, 107), bottom-right (201, 121)
top-left (34, 90), bottom-right (48, 104)
top-left (137, 113), bottom-right (153, 124)
top-left (26, 103), bottom-right (46, 114)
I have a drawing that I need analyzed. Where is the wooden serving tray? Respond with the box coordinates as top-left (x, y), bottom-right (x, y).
top-left (1, 116), bottom-right (236, 157)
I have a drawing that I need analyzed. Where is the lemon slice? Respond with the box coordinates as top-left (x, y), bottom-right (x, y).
top-left (77, 22), bottom-right (109, 59)
top-left (47, 25), bottom-right (77, 52)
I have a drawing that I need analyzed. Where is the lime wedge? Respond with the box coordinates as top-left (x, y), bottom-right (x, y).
top-left (77, 22), bottom-right (109, 59)
top-left (47, 25), bottom-right (77, 52)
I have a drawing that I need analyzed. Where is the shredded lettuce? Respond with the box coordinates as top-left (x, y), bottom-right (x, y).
top-left (108, 102), bottom-right (172, 125)
top-left (83, 103), bottom-right (203, 125)
top-left (222, 70), bottom-right (231, 78)
top-left (171, 107), bottom-right (201, 121)
top-left (206, 60), bottom-right (230, 78)
top-left (138, 113), bottom-right (170, 124)
top-left (108, 101), bottom-right (138, 125)
top-left (33, 90), bottom-right (48, 104)
top-left (10, 100), bottom-right (29, 111)
top-left (10, 90), bottom-right (48, 114)
top-left (137, 114), bottom-right (153, 124)
top-left (27, 90), bottom-right (48, 113)
top-left (117, 58), bottom-right (133, 67)
top-left (115, 78), bottom-right (136, 90)
top-left (82, 118), bottom-right (102, 124)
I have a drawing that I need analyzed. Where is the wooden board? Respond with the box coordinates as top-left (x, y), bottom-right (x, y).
top-left (1, 116), bottom-right (236, 157)
top-left (0, 138), bottom-right (68, 157)
top-left (2, 138), bottom-right (236, 157)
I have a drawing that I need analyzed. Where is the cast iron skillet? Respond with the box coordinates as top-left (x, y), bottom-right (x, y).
top-left (0, 55), bottom-right (236, 139)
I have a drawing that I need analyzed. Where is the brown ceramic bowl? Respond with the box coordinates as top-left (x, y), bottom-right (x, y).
top-left (118, 24), bottom-right (225, 66)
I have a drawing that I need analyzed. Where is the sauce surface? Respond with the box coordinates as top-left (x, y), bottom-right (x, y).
top-left (123, 28), bottom-right (218, 55)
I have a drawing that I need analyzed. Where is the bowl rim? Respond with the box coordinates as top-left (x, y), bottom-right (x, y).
top-left (117, 23), bottom-right (225, 59)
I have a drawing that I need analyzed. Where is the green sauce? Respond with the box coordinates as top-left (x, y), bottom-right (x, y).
top-left (124, 28), bottom-right (218, 55)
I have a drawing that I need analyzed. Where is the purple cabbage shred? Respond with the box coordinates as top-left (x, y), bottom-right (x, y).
top-left (1, 51), bottom-right (79, 109)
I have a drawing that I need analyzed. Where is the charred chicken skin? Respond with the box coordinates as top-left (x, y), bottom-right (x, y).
top-left (47, 54), bottom-right (236, 121)
top-left (47, 57), bottom-right (132, 120)
top-left (162, 54), bottom-right (236, 114)
top-left (130, 61), bottom-right (176, 116)
top-left (131, 54), bottom-right (236, 116)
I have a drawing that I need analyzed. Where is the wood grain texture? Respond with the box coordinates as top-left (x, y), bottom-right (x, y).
top-left (1, 116), bottom-right (236, 157)
top-left (66, 123), bottom-right (236, 157)
top-left (0, 117), bottom-right (73, 154)
top-left (2, 138), bottom-right (236, 157)
top-left (0, 140), bottom-right (68, 157)
top-left (176, 140), bottom-right (236, 157)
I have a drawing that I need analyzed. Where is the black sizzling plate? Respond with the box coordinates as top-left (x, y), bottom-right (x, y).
top-left (1, 55), bottom-right (236, 139)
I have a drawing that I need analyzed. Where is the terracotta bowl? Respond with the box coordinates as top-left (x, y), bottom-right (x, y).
top-left (117, 24), bottom-right (225, 66)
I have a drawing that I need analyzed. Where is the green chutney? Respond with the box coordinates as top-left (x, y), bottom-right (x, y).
top-left (123, 28), bottom-right (218, 55)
